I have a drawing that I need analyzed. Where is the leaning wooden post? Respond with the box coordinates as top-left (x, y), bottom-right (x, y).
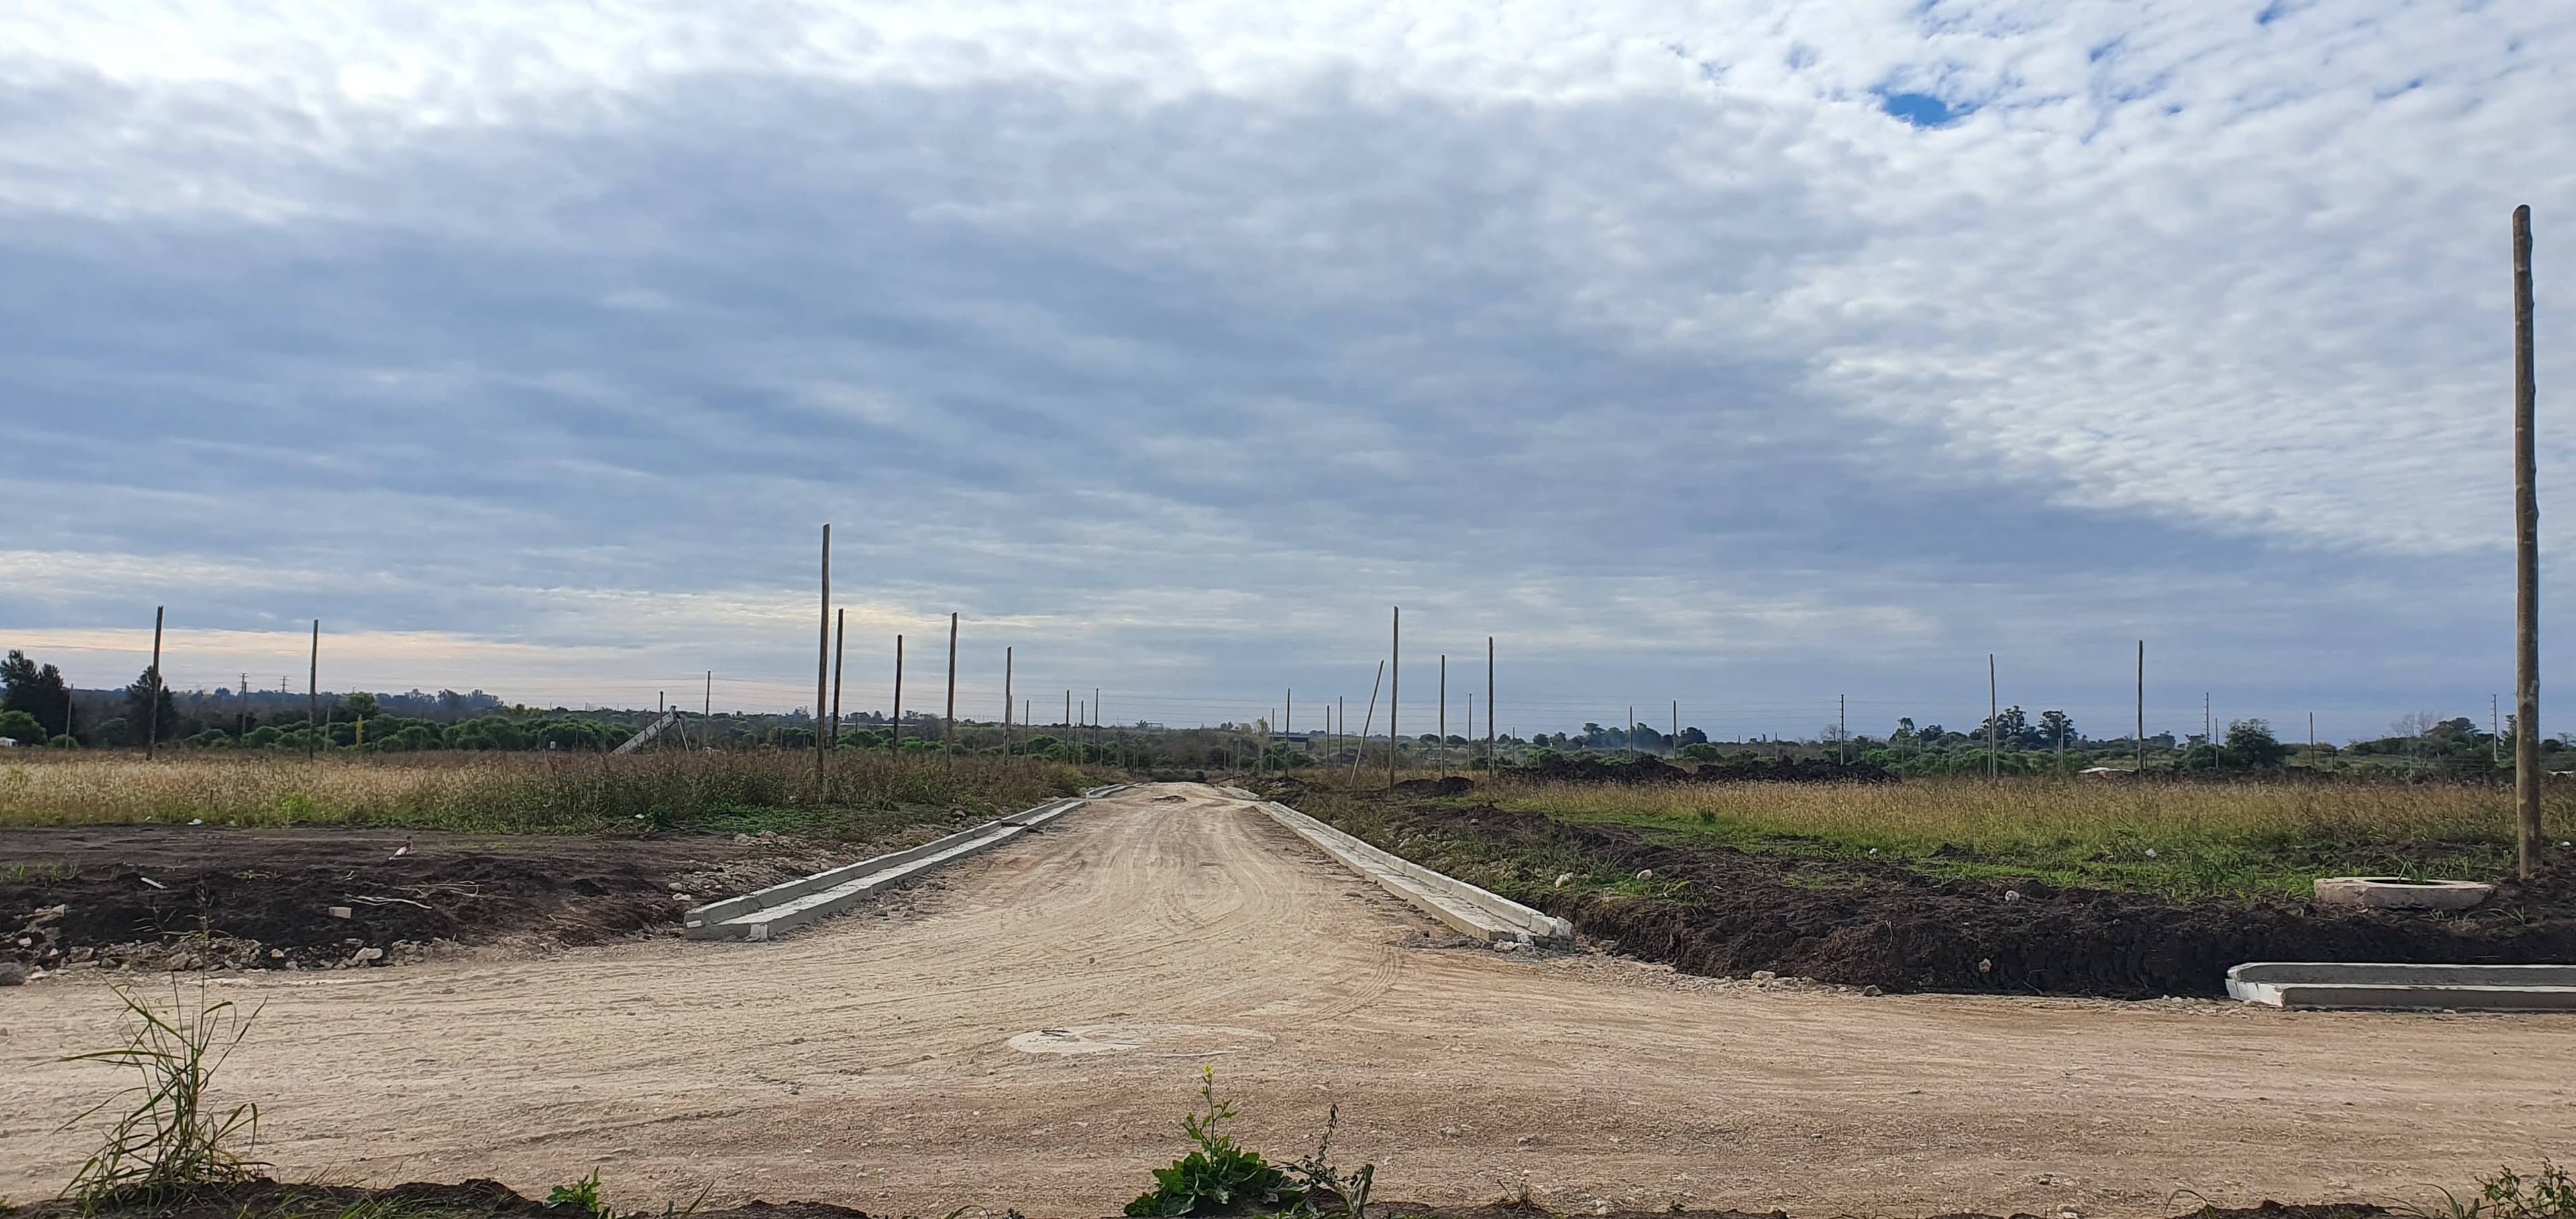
top-left (146, 606), bottom-right (166, 759)
top-left (830, 608), bottom-right (847, 753)
top-left (2514, 204), bottom-right (2543, 877)
top-left (1348, 661), bottom-right (1385, 783)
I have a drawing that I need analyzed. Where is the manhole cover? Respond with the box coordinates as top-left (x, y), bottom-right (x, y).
top-left (1006, 1023), bottom-right (1274, 1057)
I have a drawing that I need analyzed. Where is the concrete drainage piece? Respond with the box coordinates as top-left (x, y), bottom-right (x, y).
top-left (1252, 798), bottom-right (1574, 947)
top-left (2313, 876), bottom-right (2494, 910)
top-left (684, 796), bottom-right (1088, 941)
top-left (2228, 962), bottom-right (2576, 1010)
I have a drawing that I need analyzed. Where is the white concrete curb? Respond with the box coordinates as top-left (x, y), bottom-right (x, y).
top-left (2227, 961), bottom-right (2576, 1010)
top-left (684, 796), bottom-right (1089, 941)
top-left (1253, 798), bottom-right (1574, 947)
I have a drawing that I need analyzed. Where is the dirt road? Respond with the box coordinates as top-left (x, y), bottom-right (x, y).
top-left (6, 784), bottom-right (2571, 1217)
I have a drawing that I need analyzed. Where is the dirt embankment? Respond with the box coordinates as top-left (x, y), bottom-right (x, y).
top-left (1361, 800), bottom-right (2576, 998)
top-left (1, 826), bottom-right (887, 974)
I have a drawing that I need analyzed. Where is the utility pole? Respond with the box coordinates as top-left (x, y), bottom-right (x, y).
top-left (2514, 203), bottom-right (2544, 877)
top-left (305, 617), bottom-right (319, 760)
top-left (146, 606), bottom-right (166, 759)
top-left (830, 608), bottom-right (847, 754)
top-left (1337, 696), bottom-right (1344, 763)
top-left (892, 635), bottom-right (905, 754)
top-left (1987, 654), bottom-right (1998, 783)
top-left (2136, 641), bottom-right (2146, 778)
top-left (1389, 606), bottom-right (1400, 790)
top-left (704, 671), bottom-right (712, 720)
top-left (1004, 647), bottom-right (1014, 758)
top-left (1487, 637), bottom-right (1496, 782)
top-left (1438, 655), bottom-right (1446, 770)
top-left (945, 613), bottom-right (959, 743)
top-left (816, 525), bottom-right (830, 785)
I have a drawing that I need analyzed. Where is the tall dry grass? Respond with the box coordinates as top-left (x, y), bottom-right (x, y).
top-left (0, 750), bottom-right (1101, 833)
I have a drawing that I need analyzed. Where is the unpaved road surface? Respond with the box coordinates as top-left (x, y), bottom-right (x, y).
top-left (6, 784), bottom-right (2572, 1217)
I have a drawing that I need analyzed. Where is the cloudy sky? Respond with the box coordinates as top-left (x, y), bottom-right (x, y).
top-left (4, 0), bottom-right (2571, 742)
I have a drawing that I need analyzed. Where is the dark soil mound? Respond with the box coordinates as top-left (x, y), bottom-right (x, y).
top-left (1, 826), bottom-right (850, 972)
top-left (1399, 804), bottom-right (2576, 998)
top-left (1393, 776), bottom-right (1477, 796)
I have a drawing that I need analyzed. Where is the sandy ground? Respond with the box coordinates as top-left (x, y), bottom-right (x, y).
top-left (5, 782), bottom-right (2572, 1218)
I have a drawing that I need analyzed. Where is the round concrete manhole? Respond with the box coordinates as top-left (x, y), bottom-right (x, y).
top-left (1006, 1023), bottom-right (1275, 1057)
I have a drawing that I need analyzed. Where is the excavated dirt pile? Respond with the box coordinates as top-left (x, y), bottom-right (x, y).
top-left (1, 826), bottom-right (868, 973)
top-left (1396, 803), bottom-right (2576, 998)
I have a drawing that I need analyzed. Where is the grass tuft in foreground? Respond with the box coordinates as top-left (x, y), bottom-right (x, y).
top-left (58, 983), bottom-right (265, 1214)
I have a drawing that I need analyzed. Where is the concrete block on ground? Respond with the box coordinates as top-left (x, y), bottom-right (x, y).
top-left (1256, 799), bottom-right (1573, 947)
top-left (685, 797), bottom-right (1086, 941)
top-left (2228, 961), bottom-right (2576, 1010)
top-left (2313, 876), bottom-right (2494, 910)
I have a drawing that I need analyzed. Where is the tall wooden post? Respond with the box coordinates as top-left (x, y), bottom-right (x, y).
top-left (1987, 654), bottom-right (1999, 783)
top-left (1438, 655), bottom-right (1446, 769)
top-left (1487, 637), bottom-right (1496, 781)
top-left (816, 525), bottom-right (830, 784)
top-left (305, 617), bottom-right (317, 759)
top-left (2514, 203), bottom-right (2543, 877)
top-left (892, 635), bottom-right (905, 753)
top-left (1389, 607), bottom-right (1400, 790)
top-left (2136, 640), bottom-right (2146, 778)
top-left (945, 613), bottom-right (959, 743)
top-left (1004, 646), bottom-right (1014, 757)
top-left (146, 606), bottom-right (166, 759)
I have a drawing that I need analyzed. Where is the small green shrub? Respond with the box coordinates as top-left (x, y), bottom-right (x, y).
top-left (2414, 1161), bottom-right (2576, 1219)
top-left (545, 1170), bottom-right (610, 1219)
top-left (1125, 1069), bottom-right (1299, 1217)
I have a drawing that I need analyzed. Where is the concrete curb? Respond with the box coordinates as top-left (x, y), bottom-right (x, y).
top-left (2228, 961), bottom-right (2576, 1010)
top-left (1252, 798), bottom-right (1574, 946)
top-left (684, 796), bottom-right (1089, 941)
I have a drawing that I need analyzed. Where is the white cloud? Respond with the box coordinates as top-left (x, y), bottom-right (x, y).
top-left (4, 0), bottom-right (2572, 737)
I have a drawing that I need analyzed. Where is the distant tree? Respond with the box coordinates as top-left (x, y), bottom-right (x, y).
top-left (1680, 742), bottom-right (1723, 762)
top-left (345, 692), bottom-right (380, 720)
top-left (0, 709), bottom-right (45, 744)
top-left (1679, 726), bottom-right (1708, 745)
top-left (2037, 710), bottom-right (2076, 747)
top-left (2, 649), bottom-right (72, 737)
top-left (121, 666), bottom-right (178, 744)
top-left (2225, 719), bottom-right (2288, 768)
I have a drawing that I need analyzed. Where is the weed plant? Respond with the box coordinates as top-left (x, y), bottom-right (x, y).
top-left (58, 982), bottom-right (265, 1212)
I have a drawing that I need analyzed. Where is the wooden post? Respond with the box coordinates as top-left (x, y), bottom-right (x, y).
top-left (1987, 654), bottom-right (1998, 782)
top-left (2514, 204), bottom-right (2544, 877)
top-left (1674, 700), bottom-right (1680, 759)
top-left (305, 617), bottom-right (318, 760)
top-left (945, 613), bottom-right (959, 744)
top-left (1438, 655), bottom-right (1446, 770)
top-left (830, 608), bottom-right (846, 753)
top-left (892, 635), bottom-right (904, 753)
top-left (1004, 646), bottom-right (1015, 758)
top-left (146, 606), bottom-right (166, 759)
top-left (2136, 640), bottom-right (2145, 778)
top-left (1389, 607), bottom-right (1399, 790)
top-left (1349, 661), bottom-right (1384, 782)
top-left (816, 525), bottom-right (830, 784)
top-left (1487, 637), bottom-right (1496, 782)
top-left (1627, 704), bottom-right (1635, 757)
top-left (1837, 694), bottom-right (1846, 766)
